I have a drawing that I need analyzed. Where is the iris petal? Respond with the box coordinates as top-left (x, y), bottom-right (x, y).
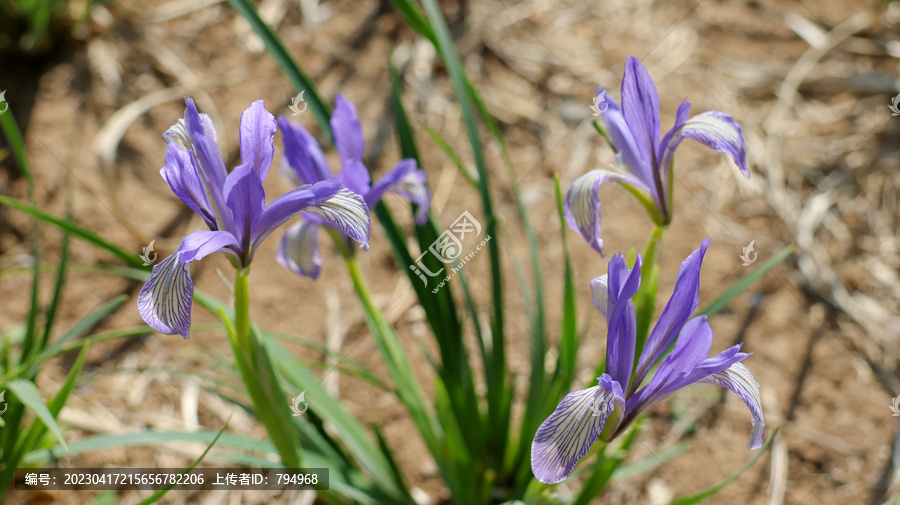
top-left (331, 95), bottom-right (371, 196)
top-left (633, 238), bottom-right (709, 386)
top-left (178, 230), bottom-right (240, 263)
top-left (564, 169), bottom-right (648, 255)
top-left (160, 143), bottom-right (216, 229)
top-left (277, 116), bottom-right (333, 184)
top-left (136, 252), bottom-right (194, 339)
top-left (605, 253), bottom-right (642, 391)
top-left (238, 100), bottom-right (276, 179)
top-left (660, 110), bottom-right (749, 178)
top-left (531, 375), bottom-right (625, 484)
top-left (277, 220), bottom-right (323, 279)
top-left (305, 188), bottom-right (371, 248)
top-left (590, 274), bottom-right (609, 318)
top-left (251, 179), bottom-right (342, 248)
top-left (700, 363), bottom-right (765, 449)
top-left (620, 56), bottom-right (661, 165)
top-left (366, 159), bottom-right (431, 225)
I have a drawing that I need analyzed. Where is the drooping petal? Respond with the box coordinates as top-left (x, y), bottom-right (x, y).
top-left (633, 238), bottom-right (710, 386)
top-left (564, 169), bottom-right (649, 255)
top-left (659, 344), bottom-right (750, 396)
top-left (177, 230), bottom-right (240, 263)
top-left (136, 252), bottom-right (194, 339)
top-left (239, 100), bottom-right (276, 180)
top-left (331, 95), bottom-right (371, 196)
top-left (277, 116), bottom-right (333, 184)
top-left (659, 110), bottom-right (749, 178)
top-left (604, 253), bottom-right (643, 391)
top-left (531, 375), bottom-right (625, 484)
top-left (160, 143), bottom-right (216, 229)
top-left (277, 219), bottom-right (323, 279)
top-left (699, 363), bottom-right (765, 449)
top-left (366, 159), bottom-right (431, 224)
top-left (250, 179), bottom-right (360, 254)
top-left (620, 56), bottom-right (661, 167)
top-left (223, 164), bottom-right (267, 254)
top-left (304, 188), bottom-right (371, 247)
top-left (626, 315), bottom-right (713, 415)
top-left (590, 274), bottom-right (609, 318)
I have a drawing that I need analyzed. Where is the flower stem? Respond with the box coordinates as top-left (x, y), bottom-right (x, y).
top-left (632, 224), bottom-right (663, 372)
top-left (229, 268), bottom-right (302, 467)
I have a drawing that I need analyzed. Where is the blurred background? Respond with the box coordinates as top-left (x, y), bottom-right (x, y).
top-left (0, 0), bottom-right (899, 503)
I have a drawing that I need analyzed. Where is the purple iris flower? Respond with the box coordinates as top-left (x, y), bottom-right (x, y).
top-left (275, 95), bottom-right (431, 279)
top-left (137, 98), bottom-right (371, 338)
top-left (531, 239), bottom-right (764, 484)
top-left (565, 57), bottom-right (749, 254)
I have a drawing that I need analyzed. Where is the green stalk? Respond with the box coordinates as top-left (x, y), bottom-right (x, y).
top-left (632, 224), bottom-right (663, 374)
top-left (227, 269), bottom-right (301, 468)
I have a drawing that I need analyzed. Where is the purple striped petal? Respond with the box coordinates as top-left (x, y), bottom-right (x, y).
top-left (177, 230), bottom-right (240, 263)
top-left (136, 252), bottom-right (194, 339)
top-left (277, 116), bottom-right (333, 184)
top-left (160, 143), bottom-right (216, 229)
top-left (699, 363), bottom-right (765, 449)
top-left (627, 315), bottom-right (713, 414)
top-left (633, 238), bottom-right (709, 387)
top-left (564, 169), bottom-right (648, 255)
top-left (660, 110), bottom-right (749, 178)
top-left (239, 100), bottom-right (276, 180)
top-left (331, 95), bottom-right (371, 196)
top-left (605, 253), bottom-right (642, 391)
top-left (251, 179), bottom-right (342, 250)
top-left (531, 375), bottom-right (625, 484)
top-left (366, 159), bottom-right (431, 225)
top-left (305, 188), bottom-right (371, 248)
top-left (277, 219), bottom-right (323, 279)
top-left (621, 56), bottom-right (661, 168)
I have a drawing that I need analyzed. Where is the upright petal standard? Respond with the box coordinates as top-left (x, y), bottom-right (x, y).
top-left (531, 239), bottom-right (764, 484)
top-left (565, 57), bottom-right (749, 254)
top-left (137, 98), bottom-right (371, 338)
top-left (276, 95), bottom-right (432, 279)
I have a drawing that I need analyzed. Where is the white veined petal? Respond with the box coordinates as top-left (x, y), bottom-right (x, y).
top-left (305, 188), bottom-right (371, 248)
top-left (136, 253), bottom-right (194, 339)
top-left (700, 362), bottom-right (765, 449)
top-left (531, 382), bottom-right (624, 484)
top-left (277, 220), bottom-right (323, 279)
top-left (591, 274), bottom-right (609, 318)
